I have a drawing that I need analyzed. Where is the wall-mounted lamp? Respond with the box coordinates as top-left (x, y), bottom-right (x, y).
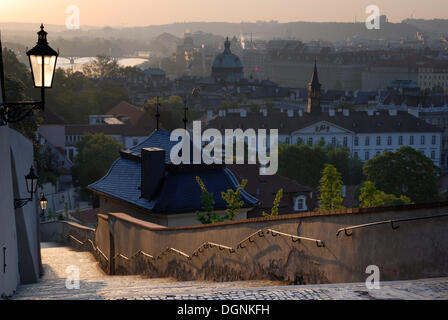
top-left (39, 192), bottom-right (48, 221)
top-left (0, 24), bottom-right (58, 126)
top-left (14, 166), bottom-right (39, 209)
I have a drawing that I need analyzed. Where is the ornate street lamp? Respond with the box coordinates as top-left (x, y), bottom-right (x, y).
top-left (39, 192), bottom-right (47, 211)
top-left (14, 166), bottom-right (39, 209)
top-left (0, 24), bottom-right (58, 125)
top-left (39, 193), bottom-right (48, 221)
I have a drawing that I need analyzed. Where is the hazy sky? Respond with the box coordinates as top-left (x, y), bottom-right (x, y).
top-left (1, 0), bottom-right (448, 27)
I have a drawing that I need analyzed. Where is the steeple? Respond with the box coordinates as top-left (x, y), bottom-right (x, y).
top-left (307, 58), bottom-right (321, 114)
top-left (223, 36), bottom-right (231, 54)
top-left (155, 96), bottom-right (161, 130)
top-left (310, 58), bottom-right (320, 88)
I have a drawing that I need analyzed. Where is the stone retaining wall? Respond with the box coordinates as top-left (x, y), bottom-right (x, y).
top-left (41, 202), bottom-right (448, 284)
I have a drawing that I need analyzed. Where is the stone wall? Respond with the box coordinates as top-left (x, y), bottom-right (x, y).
top-left (42, 202), bottom-right (448, 284)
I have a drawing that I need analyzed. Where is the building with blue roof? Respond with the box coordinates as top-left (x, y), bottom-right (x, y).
top-left (88, 130), bottom-right (259, 227)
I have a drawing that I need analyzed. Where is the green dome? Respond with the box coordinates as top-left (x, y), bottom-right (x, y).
top-left (211, 37), bottom-right (244, 82)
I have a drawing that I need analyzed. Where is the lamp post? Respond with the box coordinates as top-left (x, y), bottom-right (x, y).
top-left (0, 24), bottom-right (58, 125)
top-left (14, 166), bottom-right (39, 209)
top-left (39, 193), bottom-right (48, 221)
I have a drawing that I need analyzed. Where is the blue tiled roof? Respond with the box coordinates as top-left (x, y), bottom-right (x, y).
top-left (89, 130), bottom-right (259, 214)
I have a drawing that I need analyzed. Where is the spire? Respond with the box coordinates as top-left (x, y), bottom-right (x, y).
top-left (155, 96), bottom-right (160, 131)
top-left (307, 58), bottom-right (321, 114)
top-left (223, 36), bottom-right (231, 54)
top-left (183, 97), bottom-right (188, 130)
top-left (310, 57), bottom-right (320, 88)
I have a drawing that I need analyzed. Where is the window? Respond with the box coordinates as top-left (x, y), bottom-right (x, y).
top-left (421, 136), bottom-right (425, 145)
top-left (354, 136), bottom-right (359, 146)
top-left (365, 136), bottom-right (370, 146)
top-left (308, 137), bottom-right (313, 146)
top-left (354, 151), bottom-right (359, 158)
top-left (365, 151), bottom-right (370, 161)
top-left (343, 137), bottom-right (348, 146)
top-left (285, 137), bottom-right (290, 144)
top-left (293, 196), bottom-right (307, 212)
top-left (331, 137), bottom-right (336, 145)
top-left (387, 136), bottom-right (392, 145)
top-left (431, 150), bottom-right (436, 160)
top-left (432, 135), bottom-right (436, 145)
top-left (410, 136), bottom-right (414, 145)
top-left (398, 136), bottom-right (403, 145)
top-left (297, 137), bottom-right (303, 145)
top-left (376, 136), bottom-right (381, 146)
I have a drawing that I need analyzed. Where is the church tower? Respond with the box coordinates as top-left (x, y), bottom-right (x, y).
top-left (307, 59), bottom-right (321, 114)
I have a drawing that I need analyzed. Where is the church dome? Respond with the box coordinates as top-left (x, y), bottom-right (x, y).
top-left (211, 37), bottom-right (244, 83)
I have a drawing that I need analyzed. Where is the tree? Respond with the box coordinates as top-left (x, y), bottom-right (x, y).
top-left (363, 147), bottom-right (441, 203)
top-left (318, 164), bottom-right (345, 210)
top-left (262, 188), bottom-right (284, 217)
top-left (278, 144), bottom-right (363, 188)
top-left (82, 55), bottom-right (121, 79)
top-left (195, 176), bottom-right (225, 224)
top-left (71, 133), bottom-right (123, 190)
top-left (359, 181), bottom-right (413, 208)
top-left (221, 179), bottom-right (248, 220)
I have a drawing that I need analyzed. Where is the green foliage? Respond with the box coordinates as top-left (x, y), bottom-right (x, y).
top-left (82, 55), bottom-right (121, 78)
top-left (262, 188), bottom-right (284, 217)
top-left (278, 144), bottom-right (363, 188)
top-left (144, 95), bottom-right (203, 130)
top-left (71, 133), bottom-right (123, 190)
top-left (318, 164), bottom-right (345, 211)
top-left (48, 69), bottom-right (128, 123)
top-left (220, 99), bottom-right (240, 110)
top-left (195, 176), bottom-right (225, 224)
top-left (359, 181), bottom-right (413, 208)
top-left (34, 144), bottom-right (60, 186)
top-left (221, 179), bottom-right (248, 220)
top-left (363, 146), bottom-right (441, 203)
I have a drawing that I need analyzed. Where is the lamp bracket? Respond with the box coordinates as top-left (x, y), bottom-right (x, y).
top-left (0, 101), bottom-right (44, 126)
top-left (14, 198), bottom-right (32, 209)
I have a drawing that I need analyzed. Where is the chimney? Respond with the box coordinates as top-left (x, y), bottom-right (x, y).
top-left (287, 109), bottom-right (294, 117)
top-left (207, 110), bottom-right (213, 121)
top-left (141, 148), bottom-right (165, 200)
top-left (408, 108), bottom-right (419, 118)
top-left (343, 109), bottom-right (349, 116)
top-left (260, 108), bottom-right (267, 117)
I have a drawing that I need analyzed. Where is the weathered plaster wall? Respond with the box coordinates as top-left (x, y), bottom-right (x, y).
top-left (0, 127), bottom-right (20, 297)
top-left (42, 203), bottom-right (448, 284)
top-left (0, 127), bottom-right (41, 296)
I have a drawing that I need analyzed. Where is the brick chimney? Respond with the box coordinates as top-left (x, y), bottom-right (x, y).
top-left (141, 148), bottom-right (165, 200)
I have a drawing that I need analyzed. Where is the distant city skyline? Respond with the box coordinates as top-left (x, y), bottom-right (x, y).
top-left (0, 0), bottom-right (448, 27)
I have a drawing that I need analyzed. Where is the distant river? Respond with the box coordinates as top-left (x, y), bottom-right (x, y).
top-left (57, 57), bottom-right (148, 71)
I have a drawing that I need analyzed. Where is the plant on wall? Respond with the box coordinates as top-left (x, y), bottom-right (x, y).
top-left (263, 188), bottom-right (284, 217)
top-left (221, 179), bottom-right (248, 221)
top-left (195, 176), bottom-right (225, 224)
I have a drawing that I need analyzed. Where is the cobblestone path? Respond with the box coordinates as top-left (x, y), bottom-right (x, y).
top-left (10, 243), bottom-right (448, 300)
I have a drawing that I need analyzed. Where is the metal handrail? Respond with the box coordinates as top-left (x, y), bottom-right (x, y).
top-left (336, 213), bottom-right (448, 237)
top-left (67, 234), bottom-right (108, 262)
top-left (266, 229), bottom-right (325, 247)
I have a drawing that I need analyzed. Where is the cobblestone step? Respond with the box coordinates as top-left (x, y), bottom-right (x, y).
top-left (9, 243), bottom-right (448, 300)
